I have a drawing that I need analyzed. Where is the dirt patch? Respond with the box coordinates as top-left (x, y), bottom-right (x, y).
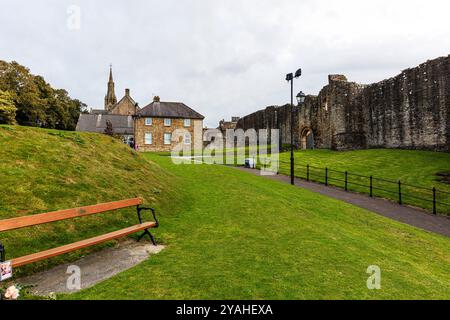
top-left (17, 240), bottom-right (165, 296)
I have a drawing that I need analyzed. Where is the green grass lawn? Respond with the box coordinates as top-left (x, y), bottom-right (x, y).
top-left (266, 149), bottom-right (450, 215)
top-left (66, 153), bottom-right (450, 300)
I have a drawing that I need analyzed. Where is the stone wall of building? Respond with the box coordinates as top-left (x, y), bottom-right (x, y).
top-left (218, 117), bottom-right (240, 134)
top-left (111, 89), bottom-right (137, 116)
top-left (236, 55), bottom-right (450, 152)
top-left (135, 117), bottom-right (203, 152)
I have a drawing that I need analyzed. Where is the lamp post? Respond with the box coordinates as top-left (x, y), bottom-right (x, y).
top-left (297, 91), bottom-right (306, 106)
top-left (286, 68), bottom-right (302, 185)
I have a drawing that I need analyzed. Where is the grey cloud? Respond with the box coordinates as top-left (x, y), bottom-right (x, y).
top-left (0, 0), bottom-right (449, 127)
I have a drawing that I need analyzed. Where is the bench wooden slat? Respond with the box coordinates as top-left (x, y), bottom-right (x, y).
top-left (11, 221), bottom-right (156, 267)
top-left (0, 198), bottom-right (143, 232)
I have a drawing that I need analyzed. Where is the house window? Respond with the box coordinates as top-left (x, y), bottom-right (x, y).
top-left (164, 133), bottom-right (172, 145)
top-left (184, 119), bottom-right (191, 127)
top-left (184, 133), bottom-right (191, 145)
top-left (145, 117), bottom-right (153, 126)
top-left (164, 118), bottom-right (172, 126)
top-left (144, 133), bottom-right (153, 145)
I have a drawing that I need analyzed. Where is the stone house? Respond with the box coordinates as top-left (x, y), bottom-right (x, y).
top-left (110, 88), bottom-right (138, 116)
top-left (76, 66), bottom-right (205, 151)
top-left (218, 117), bottom-right (240, 135)
top-left (134, 96), bottom-right (204, 152)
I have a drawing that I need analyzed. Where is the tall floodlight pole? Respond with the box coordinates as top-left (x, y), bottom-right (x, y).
top-left (286, 68), bottom-right (302, 185)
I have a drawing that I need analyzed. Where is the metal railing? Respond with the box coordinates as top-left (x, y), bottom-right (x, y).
top-left (258, 159), bottom-right (450, 215)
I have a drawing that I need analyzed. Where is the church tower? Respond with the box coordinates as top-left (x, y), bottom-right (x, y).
top-left (104, 65), bottom-right (117, 111)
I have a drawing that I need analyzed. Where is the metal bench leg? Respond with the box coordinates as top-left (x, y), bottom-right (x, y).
top-left (0, 242), bottom-right (5, 262)
top-left (136, 205), bottom-right (158, 246)
top-left (138, 229), bottom-right (157, 246)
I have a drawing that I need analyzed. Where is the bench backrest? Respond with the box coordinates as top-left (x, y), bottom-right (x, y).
top-left (0, 198), bottom-right (143, 232)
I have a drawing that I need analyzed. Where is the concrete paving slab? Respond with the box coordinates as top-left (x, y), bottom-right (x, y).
top-left (18, 240), bottom-right (165, 296)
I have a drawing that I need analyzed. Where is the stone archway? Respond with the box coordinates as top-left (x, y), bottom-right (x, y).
top-left (301, 128), bottom-right (314, 150)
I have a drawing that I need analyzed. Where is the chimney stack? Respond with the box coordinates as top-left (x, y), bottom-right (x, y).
top-left (153, 96), bottom-right (160, 102)
top-left (125, 88), bottom-right (130, 96)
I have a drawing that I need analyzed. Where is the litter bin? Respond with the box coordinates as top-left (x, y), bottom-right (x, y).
top-left (245, 158), bottom-right (256, 169)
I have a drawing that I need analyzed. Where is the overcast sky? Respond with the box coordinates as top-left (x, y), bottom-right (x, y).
top-left (1, 0), bottom-right (450, 127)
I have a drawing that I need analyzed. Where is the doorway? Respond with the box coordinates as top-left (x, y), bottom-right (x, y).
top-left (301, 128), bottom-right (314, 150)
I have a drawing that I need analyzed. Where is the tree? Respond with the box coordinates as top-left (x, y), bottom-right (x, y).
top-left (104, 120), bottom-right (114, 136)
top-left (0, 90), bottom-right (17, 124)
top-left (0, 60), bottom-right (86, 130)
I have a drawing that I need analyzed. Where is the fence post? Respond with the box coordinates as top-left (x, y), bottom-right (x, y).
top-left (345, 171), bottom-right (348, 191)
top-left (307, 164), bottom-right (310, 182)
top-left (370, 176), bottom-right (373, 197)
top-left (433, 187), bottom-right (437, 215)
top-left (398, 180), bottom-right (402, 205)
top-left (325, 168), bottom-right (328, 186)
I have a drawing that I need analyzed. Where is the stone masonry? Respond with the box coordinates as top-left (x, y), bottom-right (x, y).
top-left (134, 117), bottom-right (203, 152)
top-left (111, 89), bottom-right (138, 116)
top-left (236, 55), bottom-right (450, 152)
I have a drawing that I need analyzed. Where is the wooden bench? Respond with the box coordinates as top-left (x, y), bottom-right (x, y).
top-left (0, 198), bottom-right (159, 268)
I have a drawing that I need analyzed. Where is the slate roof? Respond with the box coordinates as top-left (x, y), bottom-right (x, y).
top-left (136, 101), bottom-right (204, 119)
top-left (76, 114), bottom-right (134, 135)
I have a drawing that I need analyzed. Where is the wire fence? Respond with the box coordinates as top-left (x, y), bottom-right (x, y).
top-left (257, 158), bottom-right (450, 216)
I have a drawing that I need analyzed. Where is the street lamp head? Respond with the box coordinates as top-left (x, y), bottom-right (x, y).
top-left (286, 73), bottom-right (293, 81)
top-left (296, 91), bottom-right (306, 105)
top-left (294, 68), bottom-right (302, 78)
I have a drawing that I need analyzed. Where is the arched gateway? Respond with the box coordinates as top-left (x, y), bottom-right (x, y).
top-left (301, 128), bottom-right (314, 150)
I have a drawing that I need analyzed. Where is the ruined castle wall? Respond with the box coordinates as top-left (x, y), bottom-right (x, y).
top-left (236, 104), bottom-right (298, 147)
top-left (361, 56), bottom-right (449, 151)
top-left (298, 95), bottom-right (328, 148)
top-left (236, 55), bottom-right (449, 152)
top-left (325, 76), bottom-right (367, 150)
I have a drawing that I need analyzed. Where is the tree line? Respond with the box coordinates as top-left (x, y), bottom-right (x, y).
top-left (0, 60), bottom-right (87, 130)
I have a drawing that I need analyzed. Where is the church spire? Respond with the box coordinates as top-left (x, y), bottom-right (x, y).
top-left (109, 64), bottom-right (113, 82)
top-left (105, 64), bottom-right (117, 111)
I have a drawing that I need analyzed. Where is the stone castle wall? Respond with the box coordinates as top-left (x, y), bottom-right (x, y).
top-left (361, 56), bottom-right (449, 151)
top-left (236, 55), bottom-right (450, 152)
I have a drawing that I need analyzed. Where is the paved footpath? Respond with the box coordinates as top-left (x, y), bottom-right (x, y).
top-left (19, 240), bottom-right (165, 296)
top-left (237, 167), bottom-right (450, 238)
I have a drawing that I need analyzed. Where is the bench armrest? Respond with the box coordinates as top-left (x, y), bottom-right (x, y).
top-left (137, 206), bottom-right (159, 227)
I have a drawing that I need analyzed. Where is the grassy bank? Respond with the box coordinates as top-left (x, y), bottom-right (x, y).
top-left (0, 125), bottom-right (175, 277)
